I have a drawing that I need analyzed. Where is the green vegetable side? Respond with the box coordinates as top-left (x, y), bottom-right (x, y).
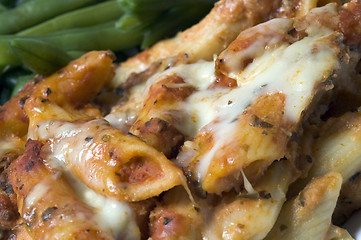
top-left (0, 0), bottom-right (216, 104)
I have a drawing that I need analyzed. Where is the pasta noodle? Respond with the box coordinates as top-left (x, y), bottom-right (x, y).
top-left (0, 0), bottom-right (361, 239)
top-left (265, 172), bottom-right (343, 240)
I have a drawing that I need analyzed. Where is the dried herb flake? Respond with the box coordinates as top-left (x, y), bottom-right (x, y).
top-left (163, 216), bottom-right (173, 225)
top-left (249, 115), bottom-right (273, 128)
top-left (259, 191), bottom-right (272, 199)
top-left (45, 88), bottom-right (52, 96)
top-left (102, 135), bottom-right (110, 142)
top-left (42, 207), bottom-right (58, 221)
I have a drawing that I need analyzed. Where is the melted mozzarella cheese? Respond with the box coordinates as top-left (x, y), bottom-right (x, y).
top-left (139, 24), bottom-right (338, 141)
top-left (36, 119), bottom-right (105, 174)
top-left (0, 139), bottom-right (19, 156)
top-left (142, 60), bottom-right (216, 95)
top-left (172, 20), bottom-right (340, 181)
top-left (131, 25), bottom-right (340, 180)
top-left (134, 61), bottom-right (217, 138)
top-left (28, 8), bottom-right (341, 234)
top-left (104, 110), bottom-right (138, 133)
top-left (105, 83), bottom-right (145, 133)
top-left (33, 119), bottom-right (140, 240)
top-left (68, 174), bottom-right (140, 240)
top-left (224, 18), bottom-right (294, 80)
top-left (25, 180), bottom-right (50, 209)
top-left (106, 61), bottom-right (215, 133)
top-left (195, 33), bottom-right (339, 180)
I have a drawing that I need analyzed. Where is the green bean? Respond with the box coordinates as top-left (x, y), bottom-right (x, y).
top-left (10, 39), bottom-right (72, 75)
top-left (0, 36), bottom-right (21, 67)
top-left (11, 73), bottom-right (34, 97)
top-left (36, 21), bottom-right (144, 52)
top-left (0, 3), bottom-right (7, 12)
top-left (0, 21), bottom-right (144, 70)
top-left (15, 0), bottom-right (34, 6)
top-left (116, 13), bottom-right (143, 29)
top-left (115, 11), bottom-right (159, 30)
top-left (117, 0), bottom-right (216, 12)
top-left (66, 51), bottom-right (87, 60)
top-left (19, 1), bottom-right (123, 36)
top-left (0, 0), bottom-right (104, 34)
top-left (141, 5), bottom-right (212, 49)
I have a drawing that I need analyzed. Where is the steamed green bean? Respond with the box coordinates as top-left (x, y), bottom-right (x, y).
top-left (10, 39), bottom-right (72, 75)
top-left (0, 21), bottom-right (144, 72)
top-left (0, 0), bottom-right (103, 34)
top-left (10, 73), bottom-right (34, 96)
top-left (19, 0), bottom-right (123, 35)
top-left (0, 3), bottom-right (7, 12)
top-left (118, 0), bottom-right (216, 12)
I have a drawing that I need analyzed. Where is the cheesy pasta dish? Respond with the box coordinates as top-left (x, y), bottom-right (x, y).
top-left (0, 0), bottom-right (361, 239)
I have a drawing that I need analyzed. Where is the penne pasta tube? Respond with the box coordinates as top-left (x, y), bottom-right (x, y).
top-left (0, 50), bottom-right (114, 139)
top-left (325, 225), bottom-right (354, 240)
top-left (7, 140), bottom-right (114, 240)
top-left (0, 1), bottom-right (360, 238)
top-left (112, 0), bottom-right (285, 87)
top-left (177, 3), bottom-right (347, 194)
top-left (129, 73), bottom-right (195, 158)
top-left (265, 172), bottom-right (343, 240)
top-left (25, 98), bottom-right (186, 202)
top-left (333, 167), bottom-right (361, 225)
top-left (304, 111), bottom-right (361, 184)
top-left (205, 159), bottom-right (296, 240)
top-left (149, 187), bottom-right (203, 240)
